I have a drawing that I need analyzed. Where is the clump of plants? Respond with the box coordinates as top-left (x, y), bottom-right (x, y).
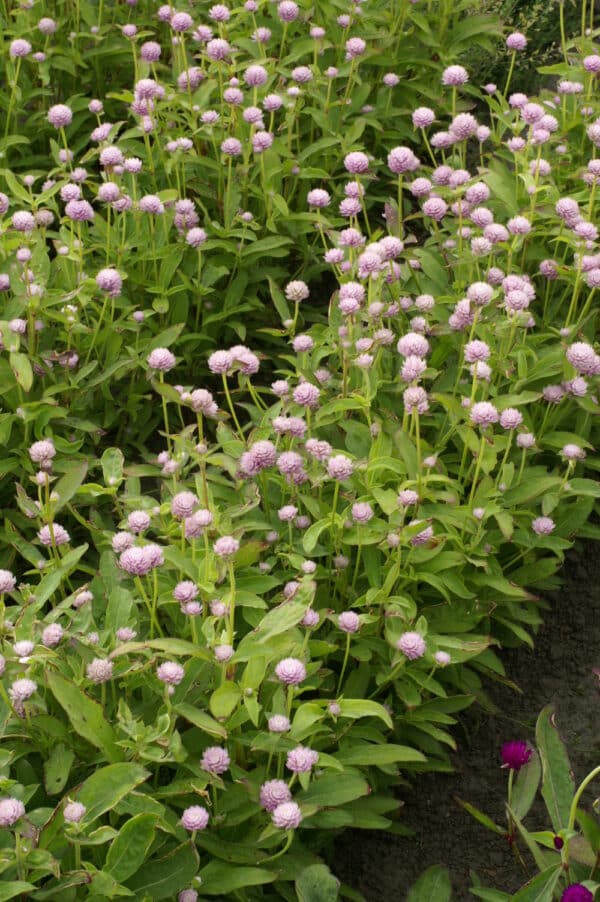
top-left (0, 0), bottom-right (599, 897)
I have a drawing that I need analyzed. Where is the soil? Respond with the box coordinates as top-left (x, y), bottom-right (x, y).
top-left (333, 544), bottom-right (600, 901)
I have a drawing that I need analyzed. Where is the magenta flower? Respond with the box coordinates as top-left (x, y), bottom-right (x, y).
top-left (501, 741), bottom-right (533, 771)
top-left (560, 887), bottom-right (593, 902)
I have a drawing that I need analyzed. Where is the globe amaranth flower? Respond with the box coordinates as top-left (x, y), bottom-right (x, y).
top-left (0, 570), bottom-right (16, 593)
top-left (344, 151), bottom-right (369, 174)
top-left (275, 657), bottom-right (306, 685)
top-left (214, 644), bottom-right (234, 663)
top-left (561, 886), bottom-right (594, 902)
top-left (268, 715), bottom-right (290, 733)
top-left (200, 746), bottom-right (230, 774)
top-left (48, 104), bottom-right (73, 128)
top-left (532, 516), bottom-right (555, 535)
top-left (64, 801), bottom-right (86, 823)
top-left (327, 455), bottom-right (353, 481)
top-left (86, 659), bottom-right (113, 684)
top-left (171, 491), bottom-right (198, 519)
top-left (0, 798), bottom-right (25, 826)
top-left (272, 801), bottom-right (302, 829)
top-left (434, 651), bottom-right (451, 666)
top-left (397, 631), bottom-right (426, 659)
top-left (388, 146), bottom-right (420, 174)
top-left (286, 746), bottom-right (319, 773)
top-left (307, 188), bottom-right (330, 208)
top-left (157, 661), bottom-right (185, 685)
top-left (181, 805), bottom-right (209, 831)
top-left (147, 347), bottom-right (176, 371)
top-left (38, 524), bottom-right (70, 546)
top-left (338, 611), bottom-right (360, 633)
top-left (501, 740), bottom-right (533, 770)
top-left (470, 401), bottom-right (499, 427)
top-left (41, 623), bottom-right (63, 647)
top-left (213, 536), bottom-right (239, 558)
top-left (260, 780), bottom-right (292, 812)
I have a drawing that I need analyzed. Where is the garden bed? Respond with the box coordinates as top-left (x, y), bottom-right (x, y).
top-left (335, 544), bottom-right (600, 899)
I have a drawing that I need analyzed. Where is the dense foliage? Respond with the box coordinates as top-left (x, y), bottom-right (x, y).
top-left (0, 0), bottom-right (598, 898)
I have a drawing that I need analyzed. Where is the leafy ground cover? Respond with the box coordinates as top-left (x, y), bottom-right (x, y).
top-left (0, 0), bottom-right (598, 898)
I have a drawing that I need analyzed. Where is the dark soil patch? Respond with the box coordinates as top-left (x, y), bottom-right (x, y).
top-left (333, 544), bottom-right (600, 900)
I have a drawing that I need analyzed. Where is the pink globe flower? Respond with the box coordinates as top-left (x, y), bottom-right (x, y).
top-left (396, 631), bottom-right (426, 659)
top-left (338, 611), bottom-right (360, 633)
top-left (48, 104), bottom-right (73, 128)
top-left (272, 801), bottom-right (302, 829)
top-left (532, 516), bottom-right (555, 535)
top-left (286, 746), bottom-right (318, 773)
top-left (260, 780), bottom-right (291, 812)
top-left (200, 746), bottom-right (230, 774)
top-left (0, 798), bottom-right (25, 826)
top-left (181, 805), bottom-right (209, 831)
top-left (275, 658), bottom-right (306, 685)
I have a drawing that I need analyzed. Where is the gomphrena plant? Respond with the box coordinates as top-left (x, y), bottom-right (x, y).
top-left (408, 707), bottom-right (600, 901)
top-left (0, 0), bottom-right (598, 898)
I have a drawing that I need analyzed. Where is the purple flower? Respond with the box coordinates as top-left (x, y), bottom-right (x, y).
top-left (506, 32), bottom-right (527, 50)
top-left (327, 455), bottom-right (354, 481)
top-left (38, 524), bottom-right (70, 546)
top-left (388, 146), bottom-right (420, 174)
top-left (157, 661), bottom-right (185, 685)
top-left (47, 104), bottom-right (73, 128)
top-left (344, 151), bottom-right (370, 174)
top-left (64, 801), bottom-right (86, 823)
top-left (86, 658), bottom-right (113, 684)
top-left (352, 502), bottom-right (374, 523)
top-left (260, 780), bottom-right (292, 812)
top-left (442, 65), bottom-right (469, 85)
top-left (147, 348), bottom-right (176, 371)
top-left (201, 746), bottom-right (230, 774)
top-left (470, 401), bottom-right (499, 427)
top-left (532, 516), bottom-right (555, 536)
top-left (561, 886), bottom-right (594, 902)
top-left (0, 570), bottom-right (16, 593)
top-left (181, 805), bottom-right (209, 831)
top-left (213, 536), bottom-right (239, 558)
top-left (0, 798), bottom-right (25, 826)
top-left (501, 740), bottom-right (533, 771)
top-left (338, 611), bottom-right (360, 633)
top-left (268, 715), bottom-right (290, 733)
top-left (272, 801), bottom-right (302, 829)
top-left (275, 658), bottom-right (306, 685)
top-left (397, 631), bottom-right (426, 659)
top-left (286, 746), bottom-right (318, 773)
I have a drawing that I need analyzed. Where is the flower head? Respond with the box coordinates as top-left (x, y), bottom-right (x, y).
top-left (260, 780), bottom-right (292, 812)
top-left (397, 631), bottom-right (426, 659)
top-left (501, 740), bottom-right (533, 771)
top-left (181, 806), bottom-right (209, 831)
top-left (0, 798), bottom-right (25, 826)
top-left (200, 746), bottom-right (230, 774)
top-left (272, 801), bottom-right (302, 829)
top-left (275, 658), bottom-right (306, 685)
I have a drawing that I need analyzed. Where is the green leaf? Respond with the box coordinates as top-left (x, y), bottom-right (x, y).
top-left (105, 813), bottom-right (157, 882)
top-left (511, 865), bottom-right (561, 901)
top-left (209, 682), bottom-right (242, 720)
top-left (46, 671), bottom-right (123, 763)
top-left (296, 773), bottom-right (369, 808)
top-left (0, 883), bottom-right (36, 901)
top-left (198, 862), bottom-right (277, 895)
top-left (78, 763), bottom-right (151, 824)
top-left (175, 703), bottom-right (227, 738)
top-left (336, 699), bottom-right (393, 729)
top-left (406, 865), bottom-right (452, 902)
top-left (511, 752), bottom-right (541, 822)
top-left (126, 842), bottom-right (199, 899)
top-left (251, 599), bottom-right (307, 642)
top-left (53, 460), bottom-right (88, 512)
top-left (43, 743), bottom-right (75, 795)
top-left (337, 744), bottom-right (425, 767)
top-left (111, 638), bottom-right (209, 659)
top-left (535, 706), bottom-right (574, 832)
top-left (296, 864), bottom-right (340, 902)
top-left (455, 797), bottom-right (504, 834)
top-left (9, 352), bottom-right (33, 392)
